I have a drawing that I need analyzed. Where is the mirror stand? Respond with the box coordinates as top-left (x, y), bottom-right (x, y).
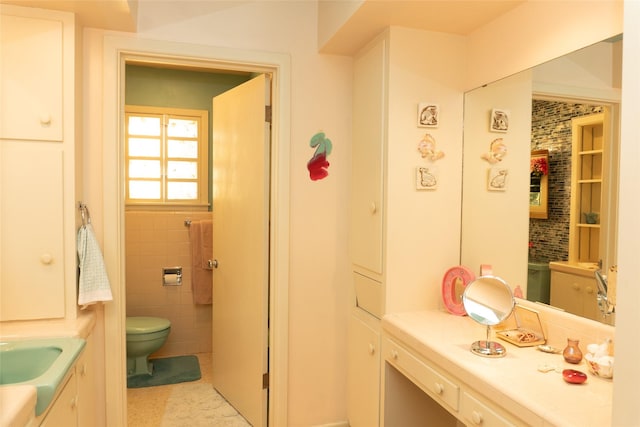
top-left (462, 275), bottom-right (515, 358)
top-left (471, 325), bottom-right (507, 358)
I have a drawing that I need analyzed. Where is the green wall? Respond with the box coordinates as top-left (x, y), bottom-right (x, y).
top-left (125, 64), bottom-right (253, 207)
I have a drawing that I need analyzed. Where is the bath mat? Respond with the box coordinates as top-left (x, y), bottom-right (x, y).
top-left (127, 355), bottom-right (201, 388)
top-left (161, 382), bottom-right (251, 427)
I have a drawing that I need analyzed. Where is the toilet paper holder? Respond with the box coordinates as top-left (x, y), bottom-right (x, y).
top-left (162, 267), bottom-right (182, 286)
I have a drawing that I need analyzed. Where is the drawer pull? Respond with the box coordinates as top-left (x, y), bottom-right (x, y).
top-left (471, 410), bottom-right (483, 425)
top-left (40, 113), bottom-right (52, 126)
top-left (40, 253), bottom-right (53, 265)
top-left (369, 202), bottom-right (377, 214)
top-left (434, 382), bottom-right (444, 395)
top-left (572, 283), bottom-right (580, 291)
top-left (391, 349), bottom-right (399, 360)
top-left (368, 343), bottom-right (376, 355)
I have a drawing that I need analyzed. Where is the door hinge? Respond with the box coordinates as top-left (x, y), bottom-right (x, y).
top-left (265, 106), bottom-right (272, 123)
top-left (262, 372), bottom-right (269, 389)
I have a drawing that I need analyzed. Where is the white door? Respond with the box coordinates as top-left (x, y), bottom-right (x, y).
top-left (211, 74), bottom-right (270, 427)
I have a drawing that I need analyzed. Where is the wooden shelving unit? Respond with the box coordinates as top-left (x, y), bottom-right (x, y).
top-left (568, 111), bottom-right (608, 265)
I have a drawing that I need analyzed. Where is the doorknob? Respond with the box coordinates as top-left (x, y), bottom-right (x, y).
top-left (209, 259), bottom-right (219, 269)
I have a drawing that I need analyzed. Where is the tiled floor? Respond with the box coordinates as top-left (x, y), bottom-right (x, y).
top-left (127, 352), bottom-right (213, 426)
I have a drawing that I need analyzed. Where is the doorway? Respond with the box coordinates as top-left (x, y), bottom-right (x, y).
top-left (101, 35), bottom-right (290, 426)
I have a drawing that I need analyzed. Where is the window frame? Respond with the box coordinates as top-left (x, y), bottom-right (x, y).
top-left (124, 105), bottom-right (209, 210)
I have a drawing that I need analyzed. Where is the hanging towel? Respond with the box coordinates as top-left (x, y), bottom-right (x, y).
top-left (200, 219), bottom-right (213, 269)
top-left (77, 223), bottom-right (113, 308)
top-left (190, 220), bottom-right (213, 305)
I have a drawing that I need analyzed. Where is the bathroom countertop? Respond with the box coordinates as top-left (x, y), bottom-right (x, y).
top-left (0, 310), bottom-right (96, 340)
top-left (383, 309), bottom-right (613, 427)
top-left (549, 260), bottom-right (600, 277)
top-left (0, 385), bottom-right (37, 427)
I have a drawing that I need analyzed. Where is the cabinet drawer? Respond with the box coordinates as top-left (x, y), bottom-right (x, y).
top-left (353, 272), bottom-right (382, 318)
top-left (382, 337), bottom-right (459, 412)
top-left (461, 391), bottom-right (515, 427)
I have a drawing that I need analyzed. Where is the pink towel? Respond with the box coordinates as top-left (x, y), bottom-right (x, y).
top-left (189, 220), bottom-right (213, 305)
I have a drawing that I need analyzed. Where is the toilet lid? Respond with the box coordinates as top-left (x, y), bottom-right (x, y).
top-left (126, 317), bottom-right (171, 334)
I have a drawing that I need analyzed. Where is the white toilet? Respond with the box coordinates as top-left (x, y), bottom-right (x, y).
top-left (126, 316), bottom-right (171, 377)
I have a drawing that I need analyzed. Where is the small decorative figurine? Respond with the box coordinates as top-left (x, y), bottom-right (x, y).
top-left (481, 138), bottom-right (507, 163)
top-left (417, 133), bottom-right (444, 161)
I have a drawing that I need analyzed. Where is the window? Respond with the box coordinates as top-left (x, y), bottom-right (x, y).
top-left (125, 106), bottom-right (209, 208)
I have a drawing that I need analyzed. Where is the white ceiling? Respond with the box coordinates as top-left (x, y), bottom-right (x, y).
top-left (0, 0), bottom-right (525, 54)
top-left (319, 0), bottom-right (526, 55)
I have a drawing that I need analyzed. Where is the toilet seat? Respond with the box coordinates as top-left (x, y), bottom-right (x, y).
top-left (126, 316), bottom-right (171, 334)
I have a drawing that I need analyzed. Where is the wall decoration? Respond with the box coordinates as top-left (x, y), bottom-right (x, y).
top-left (307, 131), bottom-right (332, 181)
top-left (417, 103), bottom-right (439, 128)
top-left (488, 167), bottom-right (508, 191)
top-left (481, 138), bottom-right (507, 163)
top-left (416, 166), bottom-right (438, 190)
top-left (417, 133), bottom-right (444, 161)
top-left (490, 108), bottom-right (510, 132)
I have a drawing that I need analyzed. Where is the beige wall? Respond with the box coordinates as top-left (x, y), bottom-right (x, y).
top-left (125, 211), bottom-right (212, 357)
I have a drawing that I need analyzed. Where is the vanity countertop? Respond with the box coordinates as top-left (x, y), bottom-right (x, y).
top-left (382, 309), bottom-right (612, 427)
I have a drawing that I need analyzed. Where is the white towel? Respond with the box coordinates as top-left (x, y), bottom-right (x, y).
top-left (77, 223), bottom-right (113, 308)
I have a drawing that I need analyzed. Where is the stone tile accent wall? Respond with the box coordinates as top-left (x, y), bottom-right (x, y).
top-left (126, 211), bottom-right (213, 357)
top-left (529, 100), bottom-right (604, 263)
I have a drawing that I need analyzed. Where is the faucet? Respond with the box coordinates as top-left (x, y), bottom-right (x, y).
top-left (595, 269), bottom-right (615, 316)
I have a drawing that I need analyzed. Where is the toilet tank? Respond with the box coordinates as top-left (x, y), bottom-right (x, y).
top-left (527, 262), bottom-right (550, 304)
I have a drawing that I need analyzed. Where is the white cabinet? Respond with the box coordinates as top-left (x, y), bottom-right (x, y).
top-left (351, 36), bottom-right (386, 277)
top-left (1, 143), bottom-right (65, 319)
top-left (0, 11), bottom-right (64, 141)
top-left (40, 372), bottom-right (78, 427)
top-left (0, 5), bottom-right (80, 321)
top-left (383, 335), bottom-right (534, 427)
top-left (37, 334), bottom-right (96, 426)
top-left (76, 334), bottom-right (97, 426)
top-left (549, 265), bottom-right (610, 323)
top-left (347, 310), bottom-right (380, 427)
top-left (348, 34), bottom-right (387, 427)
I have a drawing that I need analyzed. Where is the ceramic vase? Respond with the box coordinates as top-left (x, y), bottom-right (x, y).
top-left (563, 338), bottom-right (583, 364)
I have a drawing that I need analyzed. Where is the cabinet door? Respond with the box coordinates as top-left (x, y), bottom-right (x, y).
top-left (550, 271), bottom-right (599, 320)
top-left (347, 312), bottom-right (380, 427)
top-left (351, 38), bottom-right (386, 275)
top-left (550, 271), bottom-right (583, 316)
top-left (77, 335), bottom-right (97, 426)
top-left (40, 372), bottom-right (78, 427)
top-left (0, 142), bottom-right (65, 320)
top-left (0, 12), bottom-right (63, 141)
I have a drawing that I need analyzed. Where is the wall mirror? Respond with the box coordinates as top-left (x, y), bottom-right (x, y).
top-left (461, 35), bottom-right (622, 326)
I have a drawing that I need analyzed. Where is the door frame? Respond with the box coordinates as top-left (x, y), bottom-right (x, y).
top-left (101, 35), bottom-right (290, 426)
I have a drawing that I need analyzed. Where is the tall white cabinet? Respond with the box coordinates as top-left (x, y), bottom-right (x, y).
top-left (348, 34), bottom-right (386, 427)
top-left (348, 28), bottom-right (465, 426)
top-left (0, 5), bottom-right (81, 321)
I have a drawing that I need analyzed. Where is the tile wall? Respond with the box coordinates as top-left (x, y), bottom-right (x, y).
top-left (529, 99), bottom-right (605, 263)
top-left (125, 211), bottom-right (213, 357)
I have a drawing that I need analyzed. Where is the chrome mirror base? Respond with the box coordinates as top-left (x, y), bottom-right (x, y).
top-left (470, 340), bottom-right (507, 358)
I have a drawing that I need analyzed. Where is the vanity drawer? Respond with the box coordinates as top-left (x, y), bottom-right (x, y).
top-left (382, 337), bottom-right (459, 411)
top-left (461, 391), bottom-right (515, 427)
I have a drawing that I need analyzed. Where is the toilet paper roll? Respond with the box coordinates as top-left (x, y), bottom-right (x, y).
top-left (163, 274), bottom-right (181, 286)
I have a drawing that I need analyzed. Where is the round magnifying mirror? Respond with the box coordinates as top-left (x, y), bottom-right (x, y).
top-left (462, 275), bottom-right (515, 358)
